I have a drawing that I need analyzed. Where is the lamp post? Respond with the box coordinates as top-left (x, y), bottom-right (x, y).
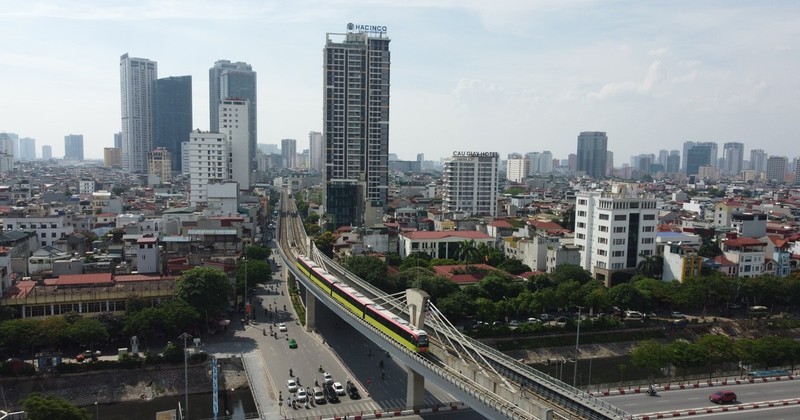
top-left (179, 332), bottom-right (192, 419)
top-left (243, 256), bottom-right (248, 320)
top-left (587, 356), bottom-right (596, 392)
top-left (94, 401), bottom-right (99, 420)
top-left (573, 306), bottom-right (583, 388)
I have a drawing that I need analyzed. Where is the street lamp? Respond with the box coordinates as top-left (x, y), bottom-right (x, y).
top-left (573, 306), bottom-right (583, 388)
top-left (243, 256), bottom-right (248, 320)
top-left (587, 356), bottom-right (596, 392)
top-left (179, 332), bottom-right (192, 419)
top-left (94, 401), bottom-right (99, 420)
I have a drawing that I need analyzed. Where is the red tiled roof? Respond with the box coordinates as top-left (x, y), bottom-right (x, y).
top-left (725, 237), bottom-right (767, 247)
top-left (137, 237), bottom-right (158, 244)
top-left (713, 255), bottom-right (736, 266)
top-left (402, 231), bottom-right (492, 240)
top-left (51, 273), bottom-right (113, 286)
top-left (489, 219), bottom-right (514, 228)
top-left (116, 274), bottom-right (175, 282)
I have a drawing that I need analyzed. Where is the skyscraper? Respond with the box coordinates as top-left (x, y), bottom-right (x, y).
top-left (64, 134), bottom-right (84, 161)
top-left (309, 131), bottom-right (323, 172)
top-left (442, 152), bottom-right (500, 217)
top-left (323, 30), bottom-right (391, 228)
top-left (114, 132), bottom-right (122, 149)
top-left (281, 138), bottom-right (297, 169)
top-left (219, 98), bottom-right (251, 190)
top-left (765, 156), bottom-right (787, 184)
top-left (666, 150), bottom-right (680, 174)
top-left (41, 145), bottom-right (52, 160)
top-left (19, 138), bottom-right (36, 161)
top-left (155, 75), bottom-right (192, 171)
top-left (187, 131), bottom-right (229, 206)
top-left (120, 53), bottom-right (157, 173)
top-left (209, 60), bottom-right (256, 170)
top-left (576, 131), bottom-right (608, 179)
top-left (750, 149), bottom-right (767, 174)
top-left (685, 143), bottom-right (714, 176)
top-left (722, 142), bottom-right (744, 176)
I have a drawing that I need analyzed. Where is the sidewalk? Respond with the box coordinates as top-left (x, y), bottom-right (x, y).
top-left (589, 373), bottom-right (798, 397)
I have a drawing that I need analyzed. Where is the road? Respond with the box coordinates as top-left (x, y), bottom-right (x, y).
top-left (601, 379), bottom-right (800, 417)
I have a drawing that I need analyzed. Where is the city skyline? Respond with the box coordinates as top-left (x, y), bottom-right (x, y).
top-left (2, 1), bottom-right (800, 161)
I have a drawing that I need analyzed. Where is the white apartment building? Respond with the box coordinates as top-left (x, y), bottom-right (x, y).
top-left (506, 158), bottom-right (527, 183)
top-left (220, 99), bottom-right (250, 190)
top-left (187, 131), bottom-right (230, 207)
top-left (721, 236), bottom-right (766, 278)
top-left (79, 179), bottom-right (96, 195)
top-left (575, 184), bottom-right (658, 284)
top-left (4, 215), bottom-right (74, 248)
top-left (442, 152), bottom-right (499, 217)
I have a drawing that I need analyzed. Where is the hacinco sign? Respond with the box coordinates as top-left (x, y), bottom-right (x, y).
top-left (347, 23), bottom-right (388, 33)
top-left (452, 151), bottom-right (499, 158)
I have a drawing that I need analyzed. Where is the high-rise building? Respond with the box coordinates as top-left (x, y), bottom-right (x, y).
top-left (209, 60), bottom-right (256, 170)
top-left (506, 157), bottom-right (527, 183)
top-left (685, 143), bottom-right (715, 176)
top-left (41, 145), bottom-right (52, 160)
top-left (155, 75), bottom-right (192, 171)
top-left (750, 149), bottom-right (767, 175)
top-left (147, 147), bottom-right (172, 184)
top-left (657, 150), bottom-right (669, 167)
top-left (187, 130), bottom-right (230, 206)
top-left (574, 184), bottom-right (658, 284)
top-left (64, 134), bottom-right (84, 161)
top-left (666, 150), bottom-right (680, 174)
top-left (323, 30), bottom-right (391, 228)
top-left (722, 142), bottom-right (744, 176)
top-left (568, 153), bottom-right (577, 172)
top-left (281, 138), bottom-right (297, 169)
top-left (442, 152), bottom-right (499, 217)
top-left (19, 137), bottom-right (36, 161)
top-left (104, 147), bottom-right (121, 167)
top-left (576, 131), bottom-right (608, 179)
top-left (765, 156), bottom-right (788, 184)
top-left (309, 131), bottom-right (323, 172)
top-left (0, 132), bottom-right (18, 159)
top-left (120, 53), bottom-right (157, 173)
top-left (794, 157), bottom-right (800, 186)
top-left (682, 142), bottom-right (717, 172)
top-left (114, 132), bottom-right (122, 149)
top-left (219, 98), bottom-right (251, 190)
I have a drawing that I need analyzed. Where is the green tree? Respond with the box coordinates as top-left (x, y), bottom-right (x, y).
top-left (559, 206), bottom-right (575, 230)
top-left (244, 245), bottom-right (271, 260)
top-left (549, 264), bottom-right (592, 285)
top-left (314, 231), bottom-right (337, 258)
top-left (631, 339), bottom-right (670, 380)
top-left (437, 290), bottom-right (476, 322)
top-left (157, 300), bottom-right (200, 337)
top-left (697, 334), bottom-right (735, 378)
top-left (343, 255), bottom-right (389, 288)
top-left (455, 240), bottom-right (480, 267)
top-left (496, 257), bottom-right (531, 275)
top-left (0, 319), bottom-right (41, 357)
top-left (636, 252), bottom-right (663, 279)
top-left (21, 393), bottom-right (91, 420)
top-left (475, 242), bottom-right (504, 266)
top-left (175, 267), bottom-right (232, 316)
top-left (409, 274), bottom-right (459, 302)
top-left (607, 283), bottom-right (645, 310)
top-left (236, 259), bottom-right (272, 302)
top-left (668, 340), bottom-right (709, 380)
top-left (67, 318), bottom-right (109, 350)
top-left (399, 252), bottom-right (432, 271)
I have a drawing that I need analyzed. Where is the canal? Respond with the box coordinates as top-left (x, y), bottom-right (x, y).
top-left (84, 388), bottom-right (257, 419)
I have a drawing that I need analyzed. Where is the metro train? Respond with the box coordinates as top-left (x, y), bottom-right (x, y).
top-left (295, 255), bottom-right (429, 353)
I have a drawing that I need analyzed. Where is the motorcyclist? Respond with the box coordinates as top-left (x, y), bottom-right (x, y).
top-left (648, 384), bottom-right (656, 395)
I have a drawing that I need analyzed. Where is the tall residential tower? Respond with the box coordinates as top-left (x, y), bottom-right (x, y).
top-left (120, 53), bottom-right (157, 173)
top-left (155, 75), bottom-right (192, 171)
top-left (209, 60), bottom-right (256, 170)
top-left (323, 29), bottom-right (391, 228)
top-left (576, 131), bottom-right (608, 179)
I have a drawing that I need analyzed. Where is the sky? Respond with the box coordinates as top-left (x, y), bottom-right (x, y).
top-left (2, 0), bottom-right (799, 163)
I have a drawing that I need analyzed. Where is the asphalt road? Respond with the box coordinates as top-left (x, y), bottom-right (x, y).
top-left (601, 379), bottom-right (800, 416)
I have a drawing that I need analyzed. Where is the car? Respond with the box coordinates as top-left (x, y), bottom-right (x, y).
top-left (509, 320), bottom-right (520, 327)
top-left (332, 381), bottom-right (345, 396)
top-left (346, 380), bottom-right (360, 399)
top-left (296, 388), bottom-right (307, 403)
top-left (323, 371), bottom-right (333, 384)
top-left (288, 339), bottom-right (297, 349)
top-left (709, 390), bottom-right (737, 404)
top-left (286, 379), bottom-right (298, 393)
top-left (671, 311), bottom-right (686, 319)
top-left (278, 323), bottom-right (287, 332)
top-left (323, 383), bottom-right (339, 403)
top-left (312, 386), bottom-right (325, 404)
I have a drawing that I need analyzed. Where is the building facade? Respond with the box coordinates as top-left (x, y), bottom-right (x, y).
top-left (281, 138), bottom-right (297, 169)
top-left (722, 142), bottom-right (744, 176)
top-left (219, 99), bottom-right (251, 190)
top-left (442, 152), bottom-right (499, 217)
top-left (154, 75), bottom-right (192, 171)
top-left (309, 131), bottom-right (323, 172)
top-left (147, 147), bottom-right (172, 184)
top-left (574, 184), bottom-right (658, 284)
top-left (187, 131), bottom-right (230, 206)
top-left (104, 147), bottom-right (121, 167)
top-left (576, 131), bottom-right (608, 179)
top-left (120, 53), bottom-right (157, 173)
top-left (765, 155), bottom-right (788, 183)
top-left (41, 145), bottom-right (52, 160)
top-left (64, 134), bottom-right (84, 161)
top-left (209, 60), bottom-right (256, 170)
top-left (323, 31), bottom-right (390, 228)
top-left (19, 137), bottom-right (36, 161)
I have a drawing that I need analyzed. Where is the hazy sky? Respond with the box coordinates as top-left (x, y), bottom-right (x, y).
top-left (2, 0), bottom-right (799, 162)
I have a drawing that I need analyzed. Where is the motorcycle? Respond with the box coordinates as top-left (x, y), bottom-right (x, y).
top-left (646, 388), bottom-right (658, 396)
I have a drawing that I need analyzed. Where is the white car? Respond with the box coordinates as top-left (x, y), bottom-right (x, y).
top-left (332, 381), bottom-right (345, 396)
top-left (286, 379), bottom-right (298, 393)
top-left (279, 323), bottom-right (287, 332)
top-left (296, 388), bottom-right (307, 402)
top-left (323, 372), bottom-right (333, 385)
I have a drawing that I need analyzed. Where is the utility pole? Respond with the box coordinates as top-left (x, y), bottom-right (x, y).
top-left (179, 332), bottom-right (192, 419)
top-left (573, 306), bottom-right (583, 388)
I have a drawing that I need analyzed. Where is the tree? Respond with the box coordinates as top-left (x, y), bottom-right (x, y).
top-left (244, 245), bottom-right (271, 260)
top-left (636, 252), bottom-right (663, 279)
top-left (696, 334), bottom-right (735, 378)
top-left (343, 255), bottom-right (389, 288)
top-left (67, 318), bottom-right (109, 350)
top-left (175, 267), bottom-right (232, 316)
top-left (157, 300), bottom-right (200, 337)
top-left (475, 242), bottom-right (504, 266)
top-left (496, 257), bottom-right (531, 275)
top-left (631, 339), bottom-right (670, 381)
top-left (409, 274), bottom-right (459, 303)
top-left (549, 264), bottom-right (592, 285)
top-left (399, 252), bottom-right (432, 271)
top-left (455, 240), bottom-right (480, 267)
top-left (314, 231), bottom-right (337, 258)
top-left (236, 259), bottom-right (272, 302)
top-left (559, 206), bottom-right (575, 230)
top-left (668, 340), bottom-right (709, 380)
top-left (21, 393), bottom-right (91, 420)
